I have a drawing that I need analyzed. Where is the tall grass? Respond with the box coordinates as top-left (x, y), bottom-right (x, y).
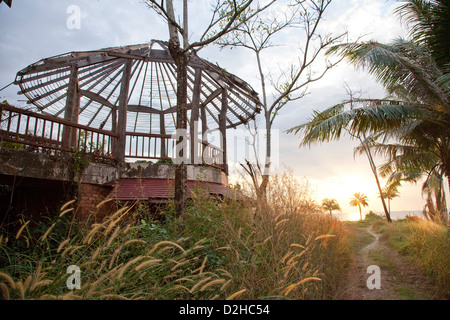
top-left (0, 173), bottom-right (352, 300)
top-left (373, 218), bottom-right (450, 299)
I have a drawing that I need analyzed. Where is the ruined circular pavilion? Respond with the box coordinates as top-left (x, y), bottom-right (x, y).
top-left (0, 40), bottom-right (261, 219)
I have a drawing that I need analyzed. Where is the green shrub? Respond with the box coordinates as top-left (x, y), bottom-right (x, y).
top-left (0, 174), bottom-right (352, 300)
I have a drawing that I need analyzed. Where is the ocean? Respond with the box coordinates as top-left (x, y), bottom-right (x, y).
top-left (337, 210), bottom-right (424, 221)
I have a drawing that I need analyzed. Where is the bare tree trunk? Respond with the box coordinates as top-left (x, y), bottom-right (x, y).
top-left (360, 134), bottom-right (392, 223)
top-left (166, 0), bottom-right (188, 217)
top-left (174, 54), bottom-right (188, 217)
top-left (258, 114), bottom-right (272, 203)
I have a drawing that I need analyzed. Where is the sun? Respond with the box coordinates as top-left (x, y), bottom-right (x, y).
top-left (311, 174), bottom-right (382, 217)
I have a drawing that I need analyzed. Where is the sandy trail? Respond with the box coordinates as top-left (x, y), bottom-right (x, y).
top-left (334, 225), bottom-right (433, 300)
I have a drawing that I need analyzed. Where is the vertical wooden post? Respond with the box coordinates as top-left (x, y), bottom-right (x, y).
top-left (201, 102), bottom-right (208, 163)
top-left (115, 59), bottom-right (132, 162)
top-left (190, 68), bottom-right (202, 164)
top-left (220, 88), bottom-right (228, 175)
top-left (160, 113), bottom-right (167, 158)
top-left (62, 63), bottom-right (80, 150)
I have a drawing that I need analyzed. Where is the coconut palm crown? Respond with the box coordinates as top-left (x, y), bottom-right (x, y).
top-left (288, 0), bottom-right (449, 222)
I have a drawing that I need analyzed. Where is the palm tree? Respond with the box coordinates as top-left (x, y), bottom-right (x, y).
top-left (378, 180), bottom-right (401, 214)
top-left (421, 167), bottom-right (447, 221)
top-left (349, 192), bottom-right (369, 221)
top-left (288, 1), bottom-right (449, 222)
top-left (321, 198), bottom-right (341, 218)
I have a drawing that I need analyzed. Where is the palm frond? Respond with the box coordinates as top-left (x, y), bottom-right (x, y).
top-left (327, 39), bottom-right (448, 107)
top-left (396, 0), bottom-right (450, 70)
top-left (288, 99), bottom-right (424, 147)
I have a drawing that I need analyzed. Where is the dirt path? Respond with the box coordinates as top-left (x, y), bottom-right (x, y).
top-left (334, 225), bottom-right (434, 300)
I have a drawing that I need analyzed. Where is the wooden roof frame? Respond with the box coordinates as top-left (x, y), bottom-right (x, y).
top-left (14, 40), bottom-right (262, 134)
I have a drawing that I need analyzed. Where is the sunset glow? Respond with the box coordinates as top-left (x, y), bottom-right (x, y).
top-left (310, 174), bottom-right (383, 214)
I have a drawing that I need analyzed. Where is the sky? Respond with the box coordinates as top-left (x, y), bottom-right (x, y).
top-left (0, 0), bottom-right (445, 216)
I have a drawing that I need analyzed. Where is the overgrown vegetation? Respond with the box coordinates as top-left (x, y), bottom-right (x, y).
top-left (372, 218), bottom-right (449, 299)
top-left (0, 173), bottom-right (351, 300)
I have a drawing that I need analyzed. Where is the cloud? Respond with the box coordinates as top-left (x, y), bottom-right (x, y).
top-left (0, 0), bottom-right (429, 213)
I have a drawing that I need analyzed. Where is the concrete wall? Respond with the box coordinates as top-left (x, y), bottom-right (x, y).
top-left (0, 149), bottom-right (227, 186)
top-left (121, 162), bottom-right (227, 185)
top-left (0, 148), bottom-right (228, 222)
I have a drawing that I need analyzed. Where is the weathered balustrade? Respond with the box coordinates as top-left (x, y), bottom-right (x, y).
top-left (0, 104), bottom-right (118, 159)
top-left (0, 104), bottom-right (227, 171)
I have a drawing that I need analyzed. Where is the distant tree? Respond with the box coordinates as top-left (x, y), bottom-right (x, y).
top-left (217, 0), bottom-right (345, 204)
top-left (145, 0), bottom-right (275, 217)
top-left (421, 167), bottom-right (447, 222)
top-left (378, 180), bottom-right (401, 214)
top-left (349, 192), bottom-right (369, 221)
top-left (288, 0), bottom-right (450, 223)
top-left (321, 198), bottom-right (341, 218)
